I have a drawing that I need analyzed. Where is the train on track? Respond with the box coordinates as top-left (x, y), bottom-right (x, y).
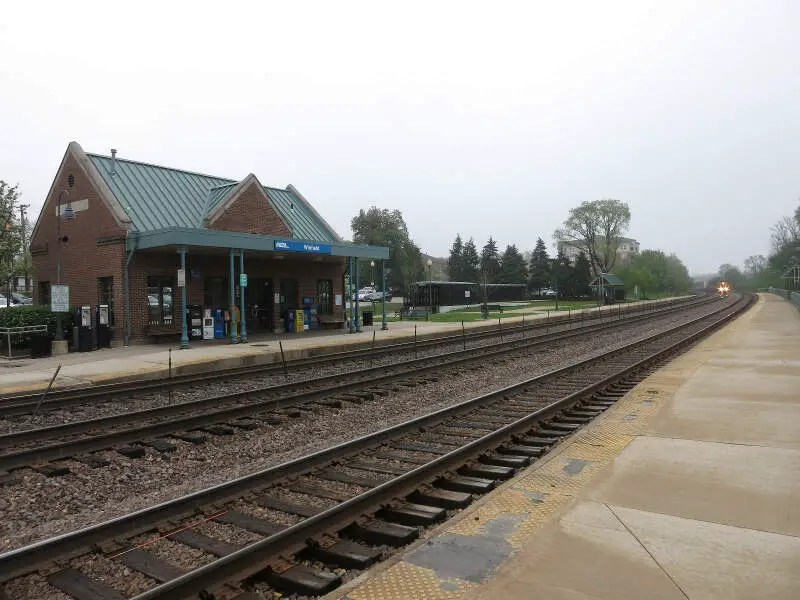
top-left (717, 281), bottom-right (731, 299)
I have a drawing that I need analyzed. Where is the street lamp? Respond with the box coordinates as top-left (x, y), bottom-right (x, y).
top-left (55, 190), bottom-right (76, 340)
top-left (426, 259), bottom-right (432, 308)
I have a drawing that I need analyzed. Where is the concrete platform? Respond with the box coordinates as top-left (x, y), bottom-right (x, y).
top-left (329, 293), bottom-right (800, 600)
top-left (0, 297), bottom-right (677, 396)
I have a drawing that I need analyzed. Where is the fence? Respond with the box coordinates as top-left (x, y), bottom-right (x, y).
top-left (0, 325), bottom-right (49, 360)
top-left (764, 287), bottom-right (800, 309)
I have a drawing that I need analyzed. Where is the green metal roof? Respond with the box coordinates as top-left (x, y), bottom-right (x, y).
top-left (204, 183), bottom-right (238, 221)
top-left (87, 153), bottom-right (339, 242)
top-left (590, 273), bottom-right (625, 286)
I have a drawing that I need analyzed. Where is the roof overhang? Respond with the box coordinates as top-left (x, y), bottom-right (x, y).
top-left (127, 227), bottom-right (389, 260)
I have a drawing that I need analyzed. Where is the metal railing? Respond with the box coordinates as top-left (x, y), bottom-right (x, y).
top-left (763, 287), bottom-right (800, 308)
top-left (0, 325), bottom-right (49, 360)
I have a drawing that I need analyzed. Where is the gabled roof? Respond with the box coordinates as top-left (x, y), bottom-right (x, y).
top-left (589, 273), bottom-right (625, 287)
top-left (87, 151), bottom-right (340, 242)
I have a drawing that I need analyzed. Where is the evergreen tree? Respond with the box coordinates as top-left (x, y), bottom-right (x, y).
top-left (550, 249), bottom-right (573, 300)
top-left (461, 237), bottom-right (480, 283)
top-left (573, 251), bottom-right (592, 297)
top-left (528, 237), bottom-right (551, 294)
top-left (499, 244), bottom-right (528, 283)
top-left (480, 236), bottom-right (501, 283)
top-left (447, 234), bottom-right (465, 281)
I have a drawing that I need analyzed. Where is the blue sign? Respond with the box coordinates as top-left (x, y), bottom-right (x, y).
top-left (274, 239), bottom-right (332, 254)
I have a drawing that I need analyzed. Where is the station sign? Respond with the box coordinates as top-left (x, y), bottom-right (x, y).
top-left (274, 239), bottom-right (332, 255)
top-left (240, 273), bottom-right (248, 288)
top-left (51, 284), bottom-right (70, 313)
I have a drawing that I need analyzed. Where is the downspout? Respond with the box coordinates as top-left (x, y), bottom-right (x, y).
top-left (124, 232), bottom-right (136, 346)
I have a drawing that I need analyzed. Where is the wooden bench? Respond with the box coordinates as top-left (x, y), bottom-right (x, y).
top-left (396, 307), bottom-right (429, 320)
top-left (318, 315), bottom-right (345, 330)
top-left (145, 325), bottom-right (182, 343)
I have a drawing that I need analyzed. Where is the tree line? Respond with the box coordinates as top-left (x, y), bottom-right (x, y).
top-left (350, 199), bottom-right (694, 299)
top-left (717, 199), bottom-right (800, 291)
top-left (0, 181), bottom-right (29, 298)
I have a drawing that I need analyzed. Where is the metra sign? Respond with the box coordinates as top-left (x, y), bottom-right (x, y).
top-left (274, 240), bottom-right (333, 254)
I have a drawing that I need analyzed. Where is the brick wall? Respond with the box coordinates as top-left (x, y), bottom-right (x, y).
top-left (30, 153), bottom-right (129, 337)
top-left (210, 181), bottom-right (292, 237)
top-left (31, 151), bottom-right (350, 344)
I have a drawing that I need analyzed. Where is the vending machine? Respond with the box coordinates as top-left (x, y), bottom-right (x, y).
top-left (77, 305), bottom-right (93, 352)
top-left (202, 309), bottom-right (214, 340)
top-left (96, 304), bottom-right (111, 348)
top-left (213, 308), bottom-right (226, 339)
top-left (187, 304), bottom-right (203, 340)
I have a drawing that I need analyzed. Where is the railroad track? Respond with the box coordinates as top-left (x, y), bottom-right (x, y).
top-left (0, 293), bottom-right (753, 600)
top-left (0, 295), bottom-right (711, 416)
top-left (0, 294), bottom-right (719, 473)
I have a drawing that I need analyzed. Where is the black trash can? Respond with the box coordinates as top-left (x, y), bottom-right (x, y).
top-left (362, 311), bottom-right (373, 326)
top-left (30, 332), bottom-right (53, 358)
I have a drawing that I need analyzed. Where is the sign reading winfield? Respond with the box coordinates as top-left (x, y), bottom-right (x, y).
top-left (274, 240), bottom-right (332, 254)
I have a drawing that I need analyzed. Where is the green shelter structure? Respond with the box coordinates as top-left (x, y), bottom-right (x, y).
top-left (589, 273), bottom-right (626, 304)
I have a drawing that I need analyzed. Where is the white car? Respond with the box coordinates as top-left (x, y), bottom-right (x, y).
top-left (356, 287), bottom-right (377, 301)
top-left (0, 294), bottom-right (9, 308)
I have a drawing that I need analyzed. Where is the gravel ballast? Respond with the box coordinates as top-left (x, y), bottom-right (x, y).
top-left (0, 303), bottom-right (724, 553)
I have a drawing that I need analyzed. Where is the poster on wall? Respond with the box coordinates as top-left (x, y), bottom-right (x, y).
top-left (335, 294), bottom-right (342, 306)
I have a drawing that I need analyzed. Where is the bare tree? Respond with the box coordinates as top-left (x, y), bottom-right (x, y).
top-left (554, 199), bottom-right (631, 277)
top-left (770, 215), bottom-right (800, 253)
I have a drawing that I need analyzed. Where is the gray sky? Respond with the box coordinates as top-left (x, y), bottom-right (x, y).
top-left (1, 0), bottom-right (798, 274)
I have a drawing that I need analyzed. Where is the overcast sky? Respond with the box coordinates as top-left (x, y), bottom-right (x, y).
top-left (1, 1), bottom-right (798, 274)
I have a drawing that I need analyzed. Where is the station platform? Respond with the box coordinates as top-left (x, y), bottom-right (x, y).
top-left (0, 297), bottom-right (678, 396)
top-left (329, 293), bottom-right (800, 600)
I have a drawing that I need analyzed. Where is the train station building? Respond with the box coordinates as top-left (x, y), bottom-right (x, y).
top-left (29, 142), bottom-right (389, 348)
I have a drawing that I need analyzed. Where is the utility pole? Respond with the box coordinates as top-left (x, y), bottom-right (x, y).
top-left (19, 204), bottom-right (29, 292)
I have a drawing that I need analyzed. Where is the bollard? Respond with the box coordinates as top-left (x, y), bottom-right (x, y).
top-left (414, 325), bottom-right (418, 359)
top-left (371, 330), bottom-right (376, 367)
top-left (462, 321), bottom-right (466, 350)
top-left (498, 317), bottom-right (502, 341)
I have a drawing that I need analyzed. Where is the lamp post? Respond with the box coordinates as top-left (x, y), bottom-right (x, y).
top-left (426, 258), bottom-right (432, 309)
top-left (55, 190), bottom-right (76, 341)
top-left (370, 260), bottom-right (375, 286)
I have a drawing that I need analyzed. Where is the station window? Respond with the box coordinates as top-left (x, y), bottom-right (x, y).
top-left (147, 276), bottom-right (174, 325)
top-left (317, 279), bottom-right (333, 315)
top-left (39, 281), bottom-right (50, 306)
top-left (97, 277), bottom-right (115, 326)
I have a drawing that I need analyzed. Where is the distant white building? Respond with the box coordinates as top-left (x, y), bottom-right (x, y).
top-left (557, 236), bottom-right (640, 267)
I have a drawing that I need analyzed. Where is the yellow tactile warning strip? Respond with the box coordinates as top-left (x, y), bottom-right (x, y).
top-left (330, 296), bottom-right (762, 600)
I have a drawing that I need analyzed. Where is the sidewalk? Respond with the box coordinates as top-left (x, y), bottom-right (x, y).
top-left (331, 292), bottom-right (800, 600)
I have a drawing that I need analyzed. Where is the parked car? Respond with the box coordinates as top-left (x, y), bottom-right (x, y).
top-left (539, 288), bottom-right (557, 297)
top-left (363, 290), bottom-right (393, 302)
top-left (0, 294), bottom-right (8, 308)
top-left (10, 292), bottom-right (32, 306)
top-left (355, 286), bottom-right (377, 301)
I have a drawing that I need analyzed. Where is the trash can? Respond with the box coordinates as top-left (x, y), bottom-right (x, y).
top-left (362, 311), bottom-right (373, 326)
top-left (29, 332), bottom-right (53, 358)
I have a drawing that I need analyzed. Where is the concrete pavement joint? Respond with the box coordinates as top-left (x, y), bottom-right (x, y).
top-left (605, 503), bottom-right (691, 600)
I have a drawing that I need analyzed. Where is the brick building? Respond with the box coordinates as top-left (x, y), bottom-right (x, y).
top-left (29, 142), bottom-right (388, 346)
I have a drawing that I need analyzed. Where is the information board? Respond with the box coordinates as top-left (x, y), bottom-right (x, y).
top-left (51, 285), bottom-right (70, 313)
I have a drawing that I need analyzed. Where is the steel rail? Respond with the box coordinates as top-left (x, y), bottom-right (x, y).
top-left (0, 296), bottom-right (721, 470)
top-left (0, 295), bottom-right (710, 414)
top-left (0, 294), bottom-right (751, 586)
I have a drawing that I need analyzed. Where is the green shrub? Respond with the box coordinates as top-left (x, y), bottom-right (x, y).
top-left (0, 306), bottom-right (75, 347)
